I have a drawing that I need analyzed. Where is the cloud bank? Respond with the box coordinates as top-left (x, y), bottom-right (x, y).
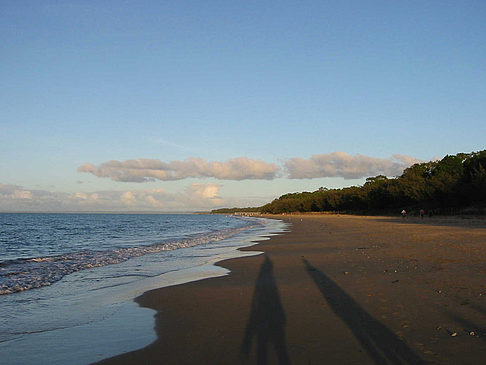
top-left (1, 152), bottom-right (423, 212)
top-left (78, 157), bottom-right (280, 182)
top-left (78, 153), bottom-right (421, 183)
top-left (0, 183), bottom-right (228, 212)
top-left (285, 152), bottom-right (422, 179)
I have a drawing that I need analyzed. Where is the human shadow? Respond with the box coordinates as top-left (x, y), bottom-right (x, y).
top-left (443, 303), bottom-right (486, 341)
top-left (444, 309), bottom-right (486, 339)
top-left (303, 259), bottom-right (425, 365)
top-left (468, 302), bottom-right (486, 317)
top-left (241, 256), bottom-right (291, 365)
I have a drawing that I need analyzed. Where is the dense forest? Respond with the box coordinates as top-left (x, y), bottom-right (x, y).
top-left (213, 150), bottom-right (486, 215)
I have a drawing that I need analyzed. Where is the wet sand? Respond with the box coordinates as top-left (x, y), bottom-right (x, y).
top-left (96, 214), bottom-right (486, 364)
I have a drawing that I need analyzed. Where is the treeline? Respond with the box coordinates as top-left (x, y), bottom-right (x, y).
top-left (260, 150), bottom-right (486, 215)
top-left (211, 207), bottom-right (261, 214)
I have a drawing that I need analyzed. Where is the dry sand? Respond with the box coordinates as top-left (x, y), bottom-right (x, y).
top-left (96, 214), bottom-right (486, 365)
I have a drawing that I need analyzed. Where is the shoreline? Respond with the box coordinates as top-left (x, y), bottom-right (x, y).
top-left (96, 214), bottom-right (486, 364)
top-left (0, 215), bottom-right (283, 365)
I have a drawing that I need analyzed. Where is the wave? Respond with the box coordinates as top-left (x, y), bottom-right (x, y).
top-left (0, 224), bottom-right (256, 295)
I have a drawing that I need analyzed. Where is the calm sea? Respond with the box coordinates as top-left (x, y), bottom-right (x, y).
top-left (0, 213), bottom-right (286, 364)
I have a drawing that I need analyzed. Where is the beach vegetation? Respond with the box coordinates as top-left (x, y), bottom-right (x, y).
top-left (258, 150), bottom-right (486, 215)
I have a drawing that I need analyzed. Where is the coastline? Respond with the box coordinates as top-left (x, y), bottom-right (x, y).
top-left (0, 215), bottom-right (284, 365)
top-left (96, 214), bottom-right (486, 365)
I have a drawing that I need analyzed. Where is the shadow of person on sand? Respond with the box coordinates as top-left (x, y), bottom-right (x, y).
top-left (443, 303), bottom-right (486, 342)
top-left (303, 258), bottom-right (425, 365)
top-left (241, 256), bottom-right (291, 365)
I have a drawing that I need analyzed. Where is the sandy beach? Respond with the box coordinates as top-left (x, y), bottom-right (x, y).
top-left (96, 214), bottom-right (486, 365)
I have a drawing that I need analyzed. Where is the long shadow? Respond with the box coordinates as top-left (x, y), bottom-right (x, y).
top-left (444, 309), bottom-right (486, 339)
top-left (241, 256), bottom-right (291, 365)
top-left (303, 259), bottom-right (425, 365)
top-left (468, 302), bottom-right (486, 317)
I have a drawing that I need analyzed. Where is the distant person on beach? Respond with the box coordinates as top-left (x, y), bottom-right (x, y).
top-left (420, 209), bottom-right (425, 219)
top-left (401, 209), bottom-right (407, 218)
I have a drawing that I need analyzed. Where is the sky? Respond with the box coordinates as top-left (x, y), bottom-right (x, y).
top-left (1, 0), bottom-right (485, 212)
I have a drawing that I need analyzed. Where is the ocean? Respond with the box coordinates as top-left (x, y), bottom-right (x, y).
top-left (0, 213), bottom-right (286, 364)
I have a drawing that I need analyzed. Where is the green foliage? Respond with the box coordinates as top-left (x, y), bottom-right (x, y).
top-left (260, 150), bottom-right (486, 214)
top-left (210, 207), bottom-right (261, 214)
top-left (460, 150), bottom-right (486, 202)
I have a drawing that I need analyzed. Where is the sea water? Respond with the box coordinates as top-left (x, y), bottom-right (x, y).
top-left (0, 213), bottom-right (286, 364)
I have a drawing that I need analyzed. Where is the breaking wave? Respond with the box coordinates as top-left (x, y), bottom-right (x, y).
top-left (0, 224), bottom-right (255, 295)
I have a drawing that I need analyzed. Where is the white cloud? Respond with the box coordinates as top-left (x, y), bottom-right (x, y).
top-left (186, 183), bottom-right (221, 199)
top-left (184, 183), bottom-right (224, 207)
top-left (1, 151), bottom-right (424, 212)
top-left (74, 192), bottom-right (88, 200)
top-left (121, 191), bottom-right (137, 206)
top-left (14, 189), bottom-right (33, 199)
top-left (285, 152), bottom-right (422, 179)
top-left (78, 152), bottom-right (421, 183)
top-left (78, 157), bottom-right (280, 182)
top-left (0, 183), bottom-right (229, 212)
top-left (0, 184), bottom-right (33, 200)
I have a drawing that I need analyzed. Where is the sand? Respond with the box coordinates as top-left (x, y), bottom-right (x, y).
top-left (96, 214), bottom-right (486, 365)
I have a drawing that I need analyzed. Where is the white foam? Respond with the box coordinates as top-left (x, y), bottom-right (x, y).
top-left (0, 218), bottom-right (288, 365)
top-left (0, 224), bottom-right (256, 295)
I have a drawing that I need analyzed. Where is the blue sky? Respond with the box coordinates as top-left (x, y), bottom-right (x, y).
top-left (1, 1), bottom-right (485, 211)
